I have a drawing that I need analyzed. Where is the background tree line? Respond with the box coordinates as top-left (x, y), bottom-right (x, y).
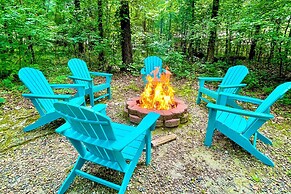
top-left (0, 0), bottom-right (290, 89)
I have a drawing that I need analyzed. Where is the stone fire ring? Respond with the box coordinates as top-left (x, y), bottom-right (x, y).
top-left (125, 97), bottom-right (188, 128)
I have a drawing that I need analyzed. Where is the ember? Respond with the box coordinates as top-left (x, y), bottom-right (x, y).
top-left (139, 67), bottom-right (176, 110)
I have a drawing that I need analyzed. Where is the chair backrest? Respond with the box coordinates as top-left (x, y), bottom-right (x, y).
top-left (68, 58), bottom-right (91, 88)
top-left (18, 67), bottom-right (56, 113)
top-left (54, 102), bottom-right (128, 171)
top-left (144, 56), bottom-right (163, 75)
top-left (220, 65), bottom-right (249, 93)
top-left (246, 82), bottom-right (291, 131)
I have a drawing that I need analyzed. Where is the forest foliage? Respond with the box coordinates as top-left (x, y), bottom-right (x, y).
top-left (0, 0), bottom-right (290, 93)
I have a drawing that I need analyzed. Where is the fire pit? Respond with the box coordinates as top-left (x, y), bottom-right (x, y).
top-left (125, 67), bottom-right (188, 128)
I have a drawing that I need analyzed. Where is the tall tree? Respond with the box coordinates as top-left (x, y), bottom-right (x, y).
top-left (249, 24), bottom-right (261, 60)
top-left (98, 0), bottom-right (105, 64)
top-left (187, 0), bottom-right (196, 62)
top-left (74, 0), bottom-right (84, 54)
top-left (120, 0), bottom-right (133, 67)
top-left (206, 0), bottom-right (220, 63)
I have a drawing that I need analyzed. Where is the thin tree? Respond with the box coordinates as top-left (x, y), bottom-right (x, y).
top-left (74, 0), bottom-right (84, 54)
top-left (249, 24), bottom-right (261, 60)
top-left (98, 0), bottom-right (105, 64)
top-left (187, 0), bottom-right (196, 62)
top-left (120, 0), bottom-right (133, 68)
top-left (206, 0), bottom-right (220, 63)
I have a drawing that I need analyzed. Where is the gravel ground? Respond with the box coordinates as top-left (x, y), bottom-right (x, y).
top-left (0, 74), bottom-right (290, 193)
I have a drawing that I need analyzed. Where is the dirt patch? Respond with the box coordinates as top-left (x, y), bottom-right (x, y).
top-left (0, 74), bottom-right (290, 193)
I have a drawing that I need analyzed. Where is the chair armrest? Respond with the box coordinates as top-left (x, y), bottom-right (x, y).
top-left (22, 93), bottom-right (71, 100)
top-left (112, 112), bottom-right (160, 151)
top-left (218, 83), bottom-right (247, 89)
top-left (218, 92), bottom-right (264, 105)
top-left (89, 72), bottom-right (112, 77)
top-left (141, 68), bottom-right (146, 75)
top-left (68, 76), bottom-right (92, 82)
top-left (207, 103), bottom-right (273, 120)
top-left (50, 84), bottom-right (85, 89)
top-left (50, 84), bottom-right (85, 97)
top-left (89, 72), bottom-right (112, 83)
top-left (198, 77), bottom-right (224, 81)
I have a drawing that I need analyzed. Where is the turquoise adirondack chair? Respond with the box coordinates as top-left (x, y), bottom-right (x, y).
top-left (68, 58), bottom-right (112, 107)
top-left (18, 67), bottom-right (86, 132)
top-left (204, 82), bottom-right (291, 166)
top-left (53, 101), bottom-right (160, 194)
top-left (196, 65), bottom-right (249, 108)
top-left (141, 56), bottom-right (166, 84)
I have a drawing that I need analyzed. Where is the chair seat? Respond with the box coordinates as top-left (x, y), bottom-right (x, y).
top-left (216, 111), bottom-right (247, 133)
top-left (112, 123), bottom-right (146, 160)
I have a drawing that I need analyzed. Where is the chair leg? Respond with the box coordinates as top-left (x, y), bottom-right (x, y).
top-left (145, 131), bottom-right (151, 165)
top-left (89, 92), bottom-right (94, 107)
top-left (58, 157), bottom-right (86, 194)
top-left (257, 132), bottom-right (272, 145)
top-left (235, 137), bottom-right (274, 166)
top-left (196, 90), bottom-right (202, 104)
top-left (204, 125), bottom-right (215, 146)
top-left (23, 113), bottom-right (61, 132)
top-left (204, 109), bottom-right (216, 146)
top-left (107, 87), bottom-right (112, 100)
top-left (118, 141), bottom-right (145, 194)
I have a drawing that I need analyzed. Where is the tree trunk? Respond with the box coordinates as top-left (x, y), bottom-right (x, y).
top-left (249, 24), bottom-right (260, 60)
top-left (206, 0), bottom-right (219, 63)
top-left (279, 17), bottom-right (290, 77)
top-left (268, 19), bottom-right (281, 64)
top-left (74, 0), bottom-right (84, 54)
top-left (187, 0), bottom-right (195, 62)
top-left (225, 24), bottom-right (229, 59)
top-left (120, 0), bottom-right (133, 67)
top-left (28, 36), bottom-right (35, 64)
top-left (98, 0), bottom-right (105, 64)
top-left (160, 17), bottom-right (164, 36)
top-left (168, 2), bottom-right (172, 41)
top-left (142, 12), bottom-right (148, 56)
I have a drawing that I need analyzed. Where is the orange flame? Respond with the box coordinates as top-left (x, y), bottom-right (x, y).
top-left (140, 67), bottom-right (176, 110)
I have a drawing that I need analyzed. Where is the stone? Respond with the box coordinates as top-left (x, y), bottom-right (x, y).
top-left (156, 120), bottom-right (164, 127)
top-left (165, 118), bottom-right (180, 128)
top-left (129, 114), bottom-right (141, 124)
top-left (126, 100), bottom-right (136, 109)
top-left (128, 105), bottom-right (139, 115)
top-left (136, 107), bottom-right (150, 118)
top-left (170, 107), bottom-right (184, 118)
top-left (160, 110), bottom-right (175, 120)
